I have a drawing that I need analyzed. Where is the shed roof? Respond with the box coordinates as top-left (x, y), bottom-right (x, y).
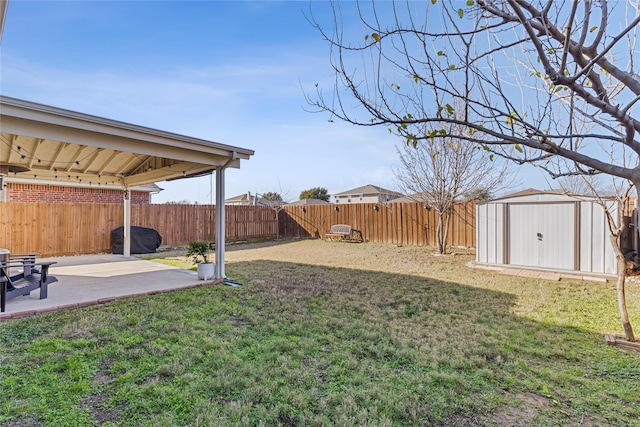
top-left (482, 188), bottom-right (610, 204)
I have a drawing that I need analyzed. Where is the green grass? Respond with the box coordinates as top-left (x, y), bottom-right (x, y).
top-left (1, 240), bottom-right (639, 426)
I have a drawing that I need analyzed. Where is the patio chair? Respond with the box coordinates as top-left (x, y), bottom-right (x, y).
top-left (1, 254), bottom-right (57, 312)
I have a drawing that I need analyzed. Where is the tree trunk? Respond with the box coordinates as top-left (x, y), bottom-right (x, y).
top-left (442, 206), bottom-right (452, 254)
top-left (610, 231), bottom-right (635, 342)
top-left (605, 185), bottom-right (636, 343)
top-left (436, 211), bottom-right (445, 254)
top-left (435, 208), bottom-right (453, 255)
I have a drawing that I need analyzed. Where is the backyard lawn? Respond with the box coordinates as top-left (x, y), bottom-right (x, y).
top-left (1, 239), bottom-right (639, 426)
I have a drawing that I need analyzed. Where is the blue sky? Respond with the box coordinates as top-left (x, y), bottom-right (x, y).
top-left (1, 0), bottom-right (545, 203)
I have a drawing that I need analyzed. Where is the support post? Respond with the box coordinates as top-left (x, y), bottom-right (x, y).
top-left (215, 167), bottom-right (225, 279)
top-left (123, 188), bottom-right (131, 257)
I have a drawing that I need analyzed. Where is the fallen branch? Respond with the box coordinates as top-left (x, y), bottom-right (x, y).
top-left (604, 334), bottom-right (640, 352)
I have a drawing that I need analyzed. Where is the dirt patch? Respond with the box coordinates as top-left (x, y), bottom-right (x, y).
top-left (488, 392), bottom-right (600, 426)
top-left (1, 416), bottom-right (42, 426)
top-left (490, 392), bottom-right (548, 426)
top-left (79, 392), bottom-right (120, 425)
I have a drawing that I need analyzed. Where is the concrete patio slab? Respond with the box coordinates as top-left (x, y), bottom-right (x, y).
top-left (1, 254), bottom-right (219, 319)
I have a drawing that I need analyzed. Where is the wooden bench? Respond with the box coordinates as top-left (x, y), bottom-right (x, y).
top-left (1, 254), bottom-right (57, 312)
top-left (324, 224), bottom-right (363, 242)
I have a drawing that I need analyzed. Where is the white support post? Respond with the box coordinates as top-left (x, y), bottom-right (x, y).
top-left (215, 167), bottom-right (225, 279)
top-left (123, 188), bottom-right (131, 257)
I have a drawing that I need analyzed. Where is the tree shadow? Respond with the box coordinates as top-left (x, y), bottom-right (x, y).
top-left (2, 259), bottom-right (638, 427)
top-left (222, 259), bottom-right (639, 425)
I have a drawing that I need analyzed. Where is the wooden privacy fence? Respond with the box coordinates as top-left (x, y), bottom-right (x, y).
top-left (5, 199), bottom-right (637, 257)
top-left (0, 201), bottom-right (476, 256)
top-left (0, 203), bottom-right (277, 256)
top-left (280, 202), bottom-right (476, 248)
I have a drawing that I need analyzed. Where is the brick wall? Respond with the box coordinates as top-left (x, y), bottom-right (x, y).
top-left (5, 183), bottom-right (150, 204)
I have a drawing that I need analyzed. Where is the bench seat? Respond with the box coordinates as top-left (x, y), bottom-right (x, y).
top-left (325, 224), bottom-right (363, 242)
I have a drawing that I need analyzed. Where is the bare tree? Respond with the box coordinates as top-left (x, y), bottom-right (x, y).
top-left (556, 175), bottom-right (608, 196)
top-left (395, 123), bottom-right (511, 254)
top-left (307, 0), bottom-right (640, 342)
top-left (258, 189), bottom-right (290, 240)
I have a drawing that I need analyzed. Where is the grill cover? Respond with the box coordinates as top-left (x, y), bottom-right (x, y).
top-left (111, 226), bottom-right (162, 254)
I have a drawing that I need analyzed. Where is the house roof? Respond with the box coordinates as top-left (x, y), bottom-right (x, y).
top-left (225, 193), bottom-right (264, 204)
top-left (388, 192), bottom-right (432, 203)
top-left (287, 198), bottom-right (330, 206)
top-left (1, 96), bottom-right (254, 188)
top-left (333, 184), bottom-right (403, 197)
top-left (389, 191), bottom-right (472, 203)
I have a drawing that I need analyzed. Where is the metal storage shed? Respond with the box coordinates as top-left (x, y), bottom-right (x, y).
top-left (476, 189), bottom-right (619, 275)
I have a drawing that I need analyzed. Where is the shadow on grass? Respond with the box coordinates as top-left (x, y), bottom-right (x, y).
top-left (1, 259), bottom-right (639, 427)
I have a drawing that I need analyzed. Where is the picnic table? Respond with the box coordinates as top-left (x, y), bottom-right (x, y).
top-left (0, 253), bottom-right (57, 312)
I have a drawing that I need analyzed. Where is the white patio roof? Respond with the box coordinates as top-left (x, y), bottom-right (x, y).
top-left (0, 96), bottom-right (254, 187)
top-left (0, 96), bottom-right (254, 279)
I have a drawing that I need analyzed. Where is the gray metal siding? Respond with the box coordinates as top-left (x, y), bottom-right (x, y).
top-left (579, 200), bottom-right (616, 274)
top-left (476, 202), bottom-right (503, 264)
top-left (477, 192), bottom-right (619, 274)
top-left (579, 201), bottom-right (595, 273)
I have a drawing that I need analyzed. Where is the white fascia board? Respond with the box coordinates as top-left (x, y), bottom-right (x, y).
top-left (122, 164), bottom-right (220, 187)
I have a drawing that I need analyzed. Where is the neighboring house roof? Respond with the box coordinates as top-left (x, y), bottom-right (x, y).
top-left (390, 191), bottom-right (469, 204)
top-left (225, 193), bottom-right (266, 205)
top-left (388, 192), bottom-right (431, 203)
top-left (333, 184), bottom-right (403, 198)
top-left (287, 198), bottom-right (330, 206)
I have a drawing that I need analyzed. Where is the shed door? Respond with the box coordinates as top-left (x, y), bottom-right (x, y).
top-left (507, 203), bottom-right (575, 270)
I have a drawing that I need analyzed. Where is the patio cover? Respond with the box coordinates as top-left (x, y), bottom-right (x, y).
top-left (0, 95), bottom-right (254, 279)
